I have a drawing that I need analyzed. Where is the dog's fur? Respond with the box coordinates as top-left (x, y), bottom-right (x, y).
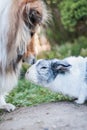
top-left (0, 0), bottom-right (48, 111)
top-left (23, 27), bottom-right (51, 64)
top-left (25, 56), bottom-right (87, 104)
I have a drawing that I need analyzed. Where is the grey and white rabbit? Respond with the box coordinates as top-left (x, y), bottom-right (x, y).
top-left (25, 56), bottom-right (87, 104)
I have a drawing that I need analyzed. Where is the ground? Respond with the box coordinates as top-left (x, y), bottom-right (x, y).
top-left (0, 102), bottom-right (87, 130)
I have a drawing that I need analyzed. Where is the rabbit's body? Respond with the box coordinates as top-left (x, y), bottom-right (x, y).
top-left (25, 56), bottom-right (87, 104)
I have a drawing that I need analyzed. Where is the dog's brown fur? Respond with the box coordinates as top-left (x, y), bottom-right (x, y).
top-left (24, 31), bottom-right (51, 61)
top-left (0, 0), bottom-right (48, 111)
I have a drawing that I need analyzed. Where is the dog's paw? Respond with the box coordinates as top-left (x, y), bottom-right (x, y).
top-left (74, 99), bottom-right (84, 104)
top-left (0, 103), bottom-right (16, 112)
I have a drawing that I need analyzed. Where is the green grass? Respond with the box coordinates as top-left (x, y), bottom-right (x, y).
top-left (6, 79), bottom-right (71, 107)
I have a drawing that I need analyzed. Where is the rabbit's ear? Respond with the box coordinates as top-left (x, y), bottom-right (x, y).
top-left (51, 60), bottom-right (71, 74)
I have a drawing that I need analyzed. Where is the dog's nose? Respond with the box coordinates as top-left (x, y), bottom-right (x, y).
top-left (23, 55), bottom-right (36, 65)
top-left (28, 56), bottom-right (36, 65)
top-left (31, 58), bottom-right (36, 65)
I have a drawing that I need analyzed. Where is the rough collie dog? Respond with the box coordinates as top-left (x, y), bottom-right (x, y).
top-left (23, 27), bottom-right (51, 64)
top-left (0, 0), bottom-right (48, 111)
top-left (25, 56), bottom-right (87, 104)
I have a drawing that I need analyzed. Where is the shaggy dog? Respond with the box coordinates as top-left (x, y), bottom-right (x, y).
top-left (0, 0), bottom-right (48, 111)
top-left (25, 56), bottom-right (87, 104)
top-left (23, 27), bottom-right (51, 64)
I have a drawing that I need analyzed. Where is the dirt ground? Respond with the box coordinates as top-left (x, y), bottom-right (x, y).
top-left (0, 102), bottom-right (87, 130)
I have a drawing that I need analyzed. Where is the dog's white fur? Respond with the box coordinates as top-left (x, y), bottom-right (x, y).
top-left (0, 0), bottom-right (17, 111)
top-left (25, 56), bottom-right (87, 104)
top-left (0, 0), bottom-right (48, 111)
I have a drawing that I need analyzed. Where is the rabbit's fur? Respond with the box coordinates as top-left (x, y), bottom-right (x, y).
top-left (25, 56), bottom-right (87, 104)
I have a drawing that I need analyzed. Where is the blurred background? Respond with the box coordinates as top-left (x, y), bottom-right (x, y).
top-left (38, 0), bottom-right (87, 59)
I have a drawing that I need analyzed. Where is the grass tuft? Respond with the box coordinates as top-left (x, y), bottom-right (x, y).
top-left (6, 79), bottom-right (72, 107)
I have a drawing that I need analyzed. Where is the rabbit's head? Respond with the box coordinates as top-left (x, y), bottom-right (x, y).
top-left (25, 59), bottom-right (71, 86)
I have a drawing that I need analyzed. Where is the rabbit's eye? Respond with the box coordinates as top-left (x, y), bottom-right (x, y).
top-left (41, 66), bottom-right (47, 69)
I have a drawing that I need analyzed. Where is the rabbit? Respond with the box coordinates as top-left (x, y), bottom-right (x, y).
top-left (25, 56), bottom-right (87, 104)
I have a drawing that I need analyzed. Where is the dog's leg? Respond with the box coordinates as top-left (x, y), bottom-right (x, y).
top-left (0, 95), bottom-right (15, 112)
top-left (74, 86), bottom-right (87, 104)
